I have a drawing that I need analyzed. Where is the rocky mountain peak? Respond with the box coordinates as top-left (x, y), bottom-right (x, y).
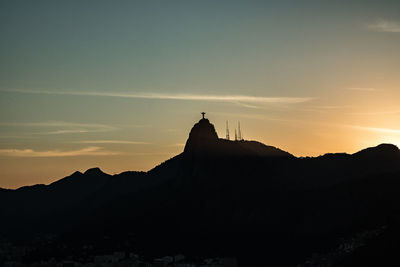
top-left (184, 118), bottom-right (219, 152)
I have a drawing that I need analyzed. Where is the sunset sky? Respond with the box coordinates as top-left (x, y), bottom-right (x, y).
top-left (1, 0), bottom-right (400, 188)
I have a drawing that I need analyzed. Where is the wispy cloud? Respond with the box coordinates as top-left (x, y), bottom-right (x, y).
top-left (213, 112), bottom-right (270, 122)
top-left (314, 105), bottom-right (351, 110)
top-left (168, 143), bottom-right (185, 147)
top-left (351, 110), bottom-right (400, 115)
top-left (368, 20), bottom-right (400, 33)
top-left (0, 121), bottom-right (116, 135)
top-left (0, 135), bottom-right (37, 139)
top-left (74, 140), bottom-right (150, 145)
top-left (347, 87), bottom-right (377, 92)
top-left (128, 152), bottom-right (176, 156)
top-left (0, 89), bottom-right (313, 105)
top-left (0, 146), bottom-right (120, 157)
top-left (40, 129), bottom-right (92, 135)
top-left (0, 121), bottom-right (112, 128)
top-left (349, 125), bottom-right (400, 135)
top-left (231, 101), bottom-right (261, 109)
top-left (299, 105), bottom-right (352, 113)
top-left (165, 128), bottom-right (181, 133)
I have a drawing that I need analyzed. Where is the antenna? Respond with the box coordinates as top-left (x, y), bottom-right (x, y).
top-left (238, 121), bottom-right (242, 141)
top-left (234, 129), bottom-right (237, 141)
top-left (226, 121), bottom-right (230, 140)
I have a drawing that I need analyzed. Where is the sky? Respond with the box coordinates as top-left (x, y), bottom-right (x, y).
top-left (1, 0), bottom-right (400, 188)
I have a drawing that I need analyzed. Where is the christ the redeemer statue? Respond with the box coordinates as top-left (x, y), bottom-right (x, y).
top-left (201, 112), bottom-right (206, 119)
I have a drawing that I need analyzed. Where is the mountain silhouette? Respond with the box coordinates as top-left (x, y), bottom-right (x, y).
top-left (184, 117), bottom-right (292, 157)
top-left (184, 117), bottom-right (219, 152)
top-left (1, 117), bottom-right (400, 266)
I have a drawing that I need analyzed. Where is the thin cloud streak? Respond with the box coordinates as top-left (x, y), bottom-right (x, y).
top-left (0, 147), bottom-right (120, 157)
top-left (214, 111), bottom-right (300, 122)
top-left (350, 125), bottom-right (400, 135)
top-left (347, 87), bottom-right (377, 92)
top-left (0, 121), bottom-right (114, 128)
top-left (75, 140), bottom-right (150, 145)
top-left (39, 130), bottom-right (92, 135)
top-left (299, 105), bottom-right (352, 113)
top-left (128, 152), bottom-right (176, 156)
top-left (0, 121), bottom-right (117, 135)
top-left (351, 110), bottom-right (400, 115)
top-left (368, 20), bottom-right (400, 33)
top-left (312, 105), bottom-right (352, 110)
top-left (231, 101), bottom-right (261, 109)
top-left (1, 89), bottom-right (313, 104)
top-left (168, 143), bottom-right (185, 147)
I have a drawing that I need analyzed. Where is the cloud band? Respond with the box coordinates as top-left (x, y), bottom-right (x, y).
top-left (0, 147), bottom-right (119, 157)
top-left (0, 89), bottom-right (313, 104)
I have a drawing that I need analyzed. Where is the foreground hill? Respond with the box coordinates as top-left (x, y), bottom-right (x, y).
top-left (1, 117), bottom-right (400, 266)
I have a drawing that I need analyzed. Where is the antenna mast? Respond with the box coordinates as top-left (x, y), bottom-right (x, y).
top-left (226, 121), bottom-right (230, 140)
top-left (238, 121), bottom-right (242, 141)
top-left (234, 129), bottom-right (237, 141)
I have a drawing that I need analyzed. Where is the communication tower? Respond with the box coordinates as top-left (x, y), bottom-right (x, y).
top-left (226, 121), bottom-right (230, 140)
top-left (238, 122), bottom-right (242, 141)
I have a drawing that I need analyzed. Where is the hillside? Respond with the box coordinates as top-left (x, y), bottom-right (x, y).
top-left (1, 118), bottom-right (400, 266)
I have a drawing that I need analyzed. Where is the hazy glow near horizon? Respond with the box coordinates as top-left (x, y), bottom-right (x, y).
top-left (1, 1), bottom-right (400, 188)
